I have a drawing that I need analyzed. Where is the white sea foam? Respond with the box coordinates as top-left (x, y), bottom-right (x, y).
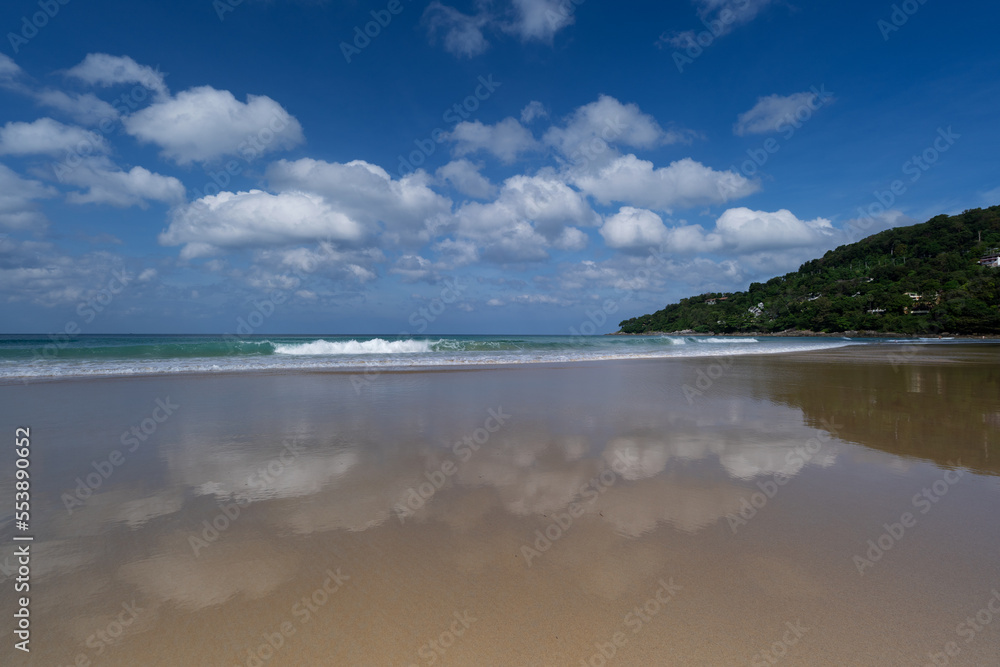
top-left (0, 338), bottom-right (864, 382)
top-left (273, 338), bottom-right (434, 355)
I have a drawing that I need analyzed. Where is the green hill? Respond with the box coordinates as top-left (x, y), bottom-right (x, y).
top-left (617, 206), bottom-right (1000, 335)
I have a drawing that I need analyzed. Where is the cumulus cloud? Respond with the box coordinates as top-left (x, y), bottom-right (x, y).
top-left (0, 163), bottom-right (56, 230)
top-left (61, 157), bottom-right (185, 208)
top-left (33, 90), bottom-right (120, 126)
top-left (0, 53), bottom-right (23, 83)
top-left (600, 206), bottom-right (669, 249)
top-left (842, 209), bottom-right (915, 242)
top-left (638, 208), bottom-right (836, 259)
top-left (0, 237), bottom-right (133, 305)
top-left (265, 158), bottom-right (453, 244)
top-left (544, 95), bottom-right (681, 161)
top-left (123, 86), bottom-right (303, 164)
top-left (65, 53), bottom-right (169, 99)
top-left (665, 0), bottom-right (775, 48)
top-left (734, 91), bottom-right (826, 136)
top-left (573, 155), bottom-right (758, 212)
top-left (710, 207), bottom-right (836, 252)
top-left (422, 2), bottom-right (491, 58)
top-left (436, 159), bottom-right (496, 199)
top-left (456, 173), bottom-right (600, 260)
top-left (423, 0), bottom-right (579, 58)
top-left (520, 100), bottom-right (548, 124)
top-left (449, 172), bottom-right (597, 262)
top-left (161, 190), bottom-right (364, 259)
top-left (446, 117), bottom-right (539, 163)
top-left (504, 0), bottom-right (577, 43)
top-left (0, 118), bottom-right (107, 156)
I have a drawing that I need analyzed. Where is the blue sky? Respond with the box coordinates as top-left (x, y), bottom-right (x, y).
top-left (1, 0), bottom-right (999, 334)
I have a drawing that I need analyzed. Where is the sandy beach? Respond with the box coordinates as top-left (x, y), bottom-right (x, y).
top-left (2, 344), bottom-right (998, 666)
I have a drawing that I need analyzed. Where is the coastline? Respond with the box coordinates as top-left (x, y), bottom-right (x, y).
top-left (608, 328), bottom-right (1000, 339)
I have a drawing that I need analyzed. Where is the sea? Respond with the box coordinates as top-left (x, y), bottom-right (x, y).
top-left (0, 333), bottom-right (969, 382)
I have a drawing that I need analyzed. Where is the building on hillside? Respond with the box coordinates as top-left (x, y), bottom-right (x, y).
top-left (979, 253), bottom-right (1000, 267)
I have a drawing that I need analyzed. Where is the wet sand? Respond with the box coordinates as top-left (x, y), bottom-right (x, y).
top-left (2, 344), bottom-right (999, 666)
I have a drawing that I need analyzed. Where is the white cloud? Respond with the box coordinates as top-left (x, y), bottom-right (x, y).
top-left (450, 172), bottom-right (598, 262)
top-left (842, 209), bottom-right (914, 243)
top-left (265, 158), bottom-right (453, 244)
top-left (0, 163), bottom-right (56, 231)
top-left (423, 0), bottom-right (579, 58)
top-left (432, 237), bottom-right (479, 267)
top-left (65, 53), bottom-right (168, 99)
top-left (446, 117), bottom-right (539, 163)
top-left (0, 54), bottom-right (22, 83)
top-left (600, 207), bottom-right (669, 249)
top-left (0, 237), bottom-right (130, 305)
top-left (123, 86), bottom-right (303, 164)
top-left (667, 0), bottom-right (775, 47)
top-left (713, 207), bottom-right (835, 252)
top-left (505, 0), bottom-right (576, 43)
top-left (0, 118), bottom-right (107, 156)
top-left (734, 91), bottom-right (822, 136)
top-left (554, 226), bottom-right (588, 251)
top-left (572, 155), bottom-right (758, 212)
top-left (33, 90), bottom-right (120, 126)
top-left (390, 254), bottom-right (436, 283)
top-left (422, 2), bottom-right (491, 58)
top-left (657, 208), bottom-right (837, 255)
top-left (253, 244), bottom-right (381, 284)
top-left (436, 159), bottom-right (496, 199)
top-left (544, 95), bottom-right (676, 160)
top-left (161, 190), bottom-right (365, 259)
top-left (520, 100), bottom-right (548, 124)
top-left (61, 157), bottom-right (185, 208)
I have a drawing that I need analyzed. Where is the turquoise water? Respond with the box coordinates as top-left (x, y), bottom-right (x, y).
top-left (0, 332), bottom-right (941, 381)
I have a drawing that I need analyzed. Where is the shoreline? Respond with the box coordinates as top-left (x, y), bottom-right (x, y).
top-left (4, 342), bottom-right (1000, 665)
top-left (608, 329), bottom-right (1000, 339)
top-left (6, 339), bottom-right (998, 387)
